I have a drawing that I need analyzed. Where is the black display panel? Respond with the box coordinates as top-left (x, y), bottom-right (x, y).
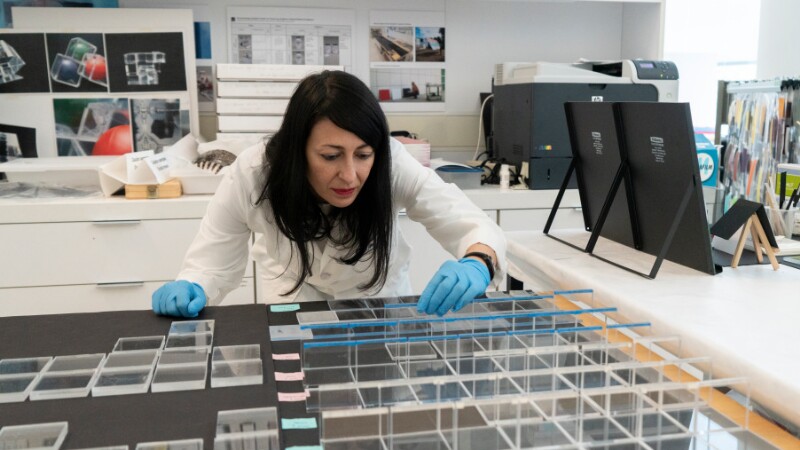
top-left (564, 102), bottom-right (636, 248)
top-left (550, 101), bottom-right (717, 277)
top-left (613, 102), bottom-right (716, 275)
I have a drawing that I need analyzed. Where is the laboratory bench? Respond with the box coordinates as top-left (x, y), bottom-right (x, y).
top-left (505, 230), bottom-right (800, 444)
top-left (0, 187), bottom-right (586, 317)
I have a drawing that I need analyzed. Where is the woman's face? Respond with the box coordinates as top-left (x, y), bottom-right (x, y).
top-left (305, 118), bottom-right (375, 208)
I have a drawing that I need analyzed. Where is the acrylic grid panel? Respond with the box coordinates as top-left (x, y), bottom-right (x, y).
top-left (292, 290), bottom-right (771, 449)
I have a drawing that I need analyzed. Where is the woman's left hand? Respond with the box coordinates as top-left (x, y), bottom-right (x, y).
top-left (417, 258), bottom-right (491, 316)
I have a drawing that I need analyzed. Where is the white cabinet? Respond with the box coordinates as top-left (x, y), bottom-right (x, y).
top-left (0, 197), bottom-right (254, 316)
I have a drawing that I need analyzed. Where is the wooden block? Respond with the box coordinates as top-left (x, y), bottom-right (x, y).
top-left (124, 179), bottom-right (182, 199)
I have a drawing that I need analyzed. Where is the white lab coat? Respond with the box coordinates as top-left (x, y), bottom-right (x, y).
top-left (177, 138), bottom-right (507, 305)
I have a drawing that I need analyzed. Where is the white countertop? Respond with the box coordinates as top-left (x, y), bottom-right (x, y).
top-left (505, 230), bottom-right (800, 426)
top-left (0, 187), bottom-right (581, 224)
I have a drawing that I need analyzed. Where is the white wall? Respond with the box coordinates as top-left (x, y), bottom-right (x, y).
top-left (757, 0), bottom-right (800, 78)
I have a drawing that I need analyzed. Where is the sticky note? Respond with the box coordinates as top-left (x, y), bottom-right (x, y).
top-left (272, 353), bottom-right (301, 360)
top-left (278, 391), bottom-right (309, 402)
top-left (270, 304), bottom-right (300, 312)
top-left (275, 371), bottom-right (304, 381)
top-left (281, 417), bottom-right (317, 429)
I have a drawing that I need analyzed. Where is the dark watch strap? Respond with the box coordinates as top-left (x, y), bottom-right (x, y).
top-left (463, 251), bottom-right (495, 280)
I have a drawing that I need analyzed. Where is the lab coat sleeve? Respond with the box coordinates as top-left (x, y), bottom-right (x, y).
top-left (391, 139), bottom-right (507, 285)
top-left (176, 154), bottom-right (255, 305)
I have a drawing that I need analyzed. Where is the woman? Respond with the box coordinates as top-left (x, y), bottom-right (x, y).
top-left (152, 70), bottom-right (506, 318)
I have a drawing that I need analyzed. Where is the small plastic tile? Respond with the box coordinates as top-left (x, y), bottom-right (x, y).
top-left (102, 350), bottom-right (158, 369)
top-left (0, 422), bottom-right (68, 450)
top-left (29, 372), bottom-right (97, 400)
top-left (216, 407), bottom-right (278, 434)
top-left (169, 320), bottom-right (214, 335)
top-left (0, 357), bottom-right (52, 375)
top-left (212, 345), bottom-right (260, 362)
top-left (0, 374), bottom-right (38, 403)
top-left (72, 447), bottom-right (128, 450)
top-left (92, 367), bottom-right (155, 397)
top-left (213, 431), bottom-right (278, 450)
top-left (151, 364), bottom-right (207, 392)
top-left (296, 310), bottom-right (339, 325)
top-left (165, 333), bottom-right (213, 350)
top-left (136, 438), bottom-right (202, 450)
top-left (158, 348), bottom-right (209, 366)
top-left (113, 336), bottom-right (165, 352)
top-left (210, 360), bottom-right (263, 388)
top-left (47, 354), bottom-right (105, 373)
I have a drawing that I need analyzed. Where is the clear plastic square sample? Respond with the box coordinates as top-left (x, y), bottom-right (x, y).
top-left (165, 333), bottom-right (213, 350)
top-left (158, 348), bottom-right (209, 366)
top-left (151, 363), bottom-right (207, 392)
top-left (0, 422), bottom-right (69, 450)
top-left (113, 336), bottom-right (165, 352)
top-left (93, 367), bottom-right (155, 397)
top-left (211, 360), bottom-right (263, 388)
top-left (29, 372), bottom-right (98, 400)
top-left (102, 350), bottom-right (158, 369)
top-left (0, 374), bottom-right (38, 403)
top-left (169, 320), bottom-right (215, 335)
top-left (0, 357), bottom-right (52, 375)
top-left (212, 345), bottom-right (260, 362)
top-left (216, 407), bottom-right (278, 434)
top-left (47, 354), bottom-right (105, 372)
top-left (136, 438), bottom-right (202, 450)
top-left (212, 431), bottom-right (278, 450)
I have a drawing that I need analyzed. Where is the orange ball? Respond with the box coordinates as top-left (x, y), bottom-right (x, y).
top-left (93, 124), bottom-right (133, 155)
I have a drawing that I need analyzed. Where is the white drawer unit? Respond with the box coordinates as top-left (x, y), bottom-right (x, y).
top-left (0, 219), bottom-right (202, 289)
top-left (498, 207), bottom-right (585, 232)
top-left (0, 196), bottom-right (255, 316)
top-left (0, 278), bottom-right (253, 316)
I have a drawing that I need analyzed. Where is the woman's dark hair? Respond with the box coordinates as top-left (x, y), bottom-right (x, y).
top-left (256, 70), bottom-right (393, 295)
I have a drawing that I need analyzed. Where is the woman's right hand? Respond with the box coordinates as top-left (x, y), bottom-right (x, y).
top-left (152, 280), bottom-right (207, 317)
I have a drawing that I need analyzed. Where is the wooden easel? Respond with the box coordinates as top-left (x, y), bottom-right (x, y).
top-left (731, 213), bottom-right (780, 270)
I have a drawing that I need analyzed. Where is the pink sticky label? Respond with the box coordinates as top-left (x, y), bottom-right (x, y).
top-left (278, 391), bottom-right (310, 402)
top-left (275, 371), bottom-right (305, 381)
top-left (272, 353), bottom-right (301, 361)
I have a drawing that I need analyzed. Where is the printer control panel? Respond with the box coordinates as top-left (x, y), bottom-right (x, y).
top-left (632, 60), bottom-right (678, 80)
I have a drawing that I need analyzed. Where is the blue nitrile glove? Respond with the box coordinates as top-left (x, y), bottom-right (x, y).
top-left (417, 258), bottom-right (491, 316)
top-left (152, 280), bottom-right (207, 318)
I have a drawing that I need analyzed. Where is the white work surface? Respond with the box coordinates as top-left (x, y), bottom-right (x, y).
top-left (506, 230), bottom-right (800, 426)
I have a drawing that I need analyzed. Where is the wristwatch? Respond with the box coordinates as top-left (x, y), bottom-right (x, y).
top-left (463, 251), bottom-right (495, 280)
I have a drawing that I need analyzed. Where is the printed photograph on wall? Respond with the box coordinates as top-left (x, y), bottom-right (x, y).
top-left (131, 98), bottom-right (189, 153)
top-left (53, 98), bottom-right (131, 156)
top-left (0, 33), bottom-right (50, 94)
top-left (105, 32), bottom-right (187, 92)
top-left (0, 123), bottom-right (37, 160)
top-left (46, 33), bottom-right (108, 93)
top-left (370, 68), bottom-right (445, 103)
top-left (369, 11), bottom-right (445, 112)
top-left (196, 65), bottom-right (214, 113)
top-left (369, 26), bottom-right (413, 62)
top-left (415, 27), bottom-right (445, 62)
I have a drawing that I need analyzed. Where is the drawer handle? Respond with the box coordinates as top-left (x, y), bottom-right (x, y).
top-left (91, 220), bottom-right (142, 226)
top-left (97, 281), bottom-right (145, 288)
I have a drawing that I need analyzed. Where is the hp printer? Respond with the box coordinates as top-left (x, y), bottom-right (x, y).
top-left (490, 60), bottom-right (679, 189)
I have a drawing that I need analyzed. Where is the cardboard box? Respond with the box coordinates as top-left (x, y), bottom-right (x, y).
top-left (125, 179), bottom-right (182, 199)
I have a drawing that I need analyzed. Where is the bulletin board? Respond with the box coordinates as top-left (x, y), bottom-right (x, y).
top-left (0, 7), bottom-right (199, 158)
